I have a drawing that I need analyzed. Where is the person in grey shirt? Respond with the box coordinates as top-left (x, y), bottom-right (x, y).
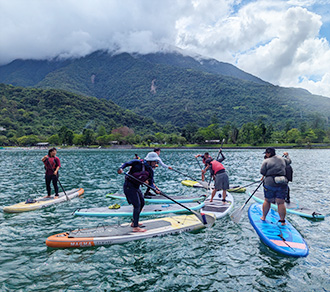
top-left (260, 147), bottom-right (291, 225)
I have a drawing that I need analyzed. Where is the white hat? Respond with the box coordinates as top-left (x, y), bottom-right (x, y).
top-left (145, 152), bottom-right (159, 162)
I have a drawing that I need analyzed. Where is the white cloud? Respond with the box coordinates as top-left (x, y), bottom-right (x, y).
top-left (0, 0), bottom-right (330, 97)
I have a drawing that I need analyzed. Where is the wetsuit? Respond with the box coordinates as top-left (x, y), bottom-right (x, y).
top-left (119, 159), bottom-right (156, 227)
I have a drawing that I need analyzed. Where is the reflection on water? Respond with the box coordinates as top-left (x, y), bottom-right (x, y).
top-left (0, 148), bottom-right (330, 291)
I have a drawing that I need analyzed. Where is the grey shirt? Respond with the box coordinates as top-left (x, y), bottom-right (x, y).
top-left (260, 155), bottom-right (290, 187)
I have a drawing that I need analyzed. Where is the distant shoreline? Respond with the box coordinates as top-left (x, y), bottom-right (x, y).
top-left (2, 143), bottom-right (330, 150)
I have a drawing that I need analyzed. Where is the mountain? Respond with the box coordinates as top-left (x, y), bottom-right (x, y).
top-left (0, 83), bottom-right (165, 137)
top-left (1, 50), bottom-right (330, 128)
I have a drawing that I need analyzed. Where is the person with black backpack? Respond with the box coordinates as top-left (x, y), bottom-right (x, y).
top-left (117, 152), bottom-right (160, 232)
top-left (41, 147), bottom-right (61, 199)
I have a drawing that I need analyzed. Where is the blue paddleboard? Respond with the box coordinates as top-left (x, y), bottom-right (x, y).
top-left (248, 203), bottom-right (309, 257)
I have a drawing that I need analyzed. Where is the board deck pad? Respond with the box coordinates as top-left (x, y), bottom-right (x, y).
top-left (46, 213), bottom-right (216, 248)
top-left (74, 202), bottom-right (204, 217)
top-left (252, 190), bottom-right (324, 219)
top-left (248, 203), bottom-right (309, 257)
top-left (201, 191), bottom-right (234, 219)
top-left (3, 188), bottom-right (84, 213)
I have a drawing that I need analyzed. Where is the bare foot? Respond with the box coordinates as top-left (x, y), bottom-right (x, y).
top-left (43, 195), bottom-right (51, 198)
top-left (132, 227), bottom-right (147, 232)
top-left (260, 216), bottom-right (266, 221)
top-left (54, 196), bottom-right (59, 199)
top-left (209, 200), bottom-right (213, 203)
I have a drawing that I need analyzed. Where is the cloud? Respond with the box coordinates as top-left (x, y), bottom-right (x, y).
top-left (0, 0), bottom-right (330, 98)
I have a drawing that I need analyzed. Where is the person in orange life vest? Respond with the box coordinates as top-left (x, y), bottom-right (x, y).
top-left (203, 150), bottom-right (229, 203)
top-left (195, 152), bottom-right (212, 181)
top-left (41, 147), bottom-right (61, 199)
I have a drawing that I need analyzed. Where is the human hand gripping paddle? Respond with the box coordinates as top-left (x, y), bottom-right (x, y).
top-left (122, 172), bottom-right (210, 226)
top-left (230, 180), bottom-right (264, 223)
top-left (45, 158), bottom-right (70, 201)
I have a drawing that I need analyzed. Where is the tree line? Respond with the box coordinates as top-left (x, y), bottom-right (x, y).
top-left (1, 117), bottom-right (329, 147)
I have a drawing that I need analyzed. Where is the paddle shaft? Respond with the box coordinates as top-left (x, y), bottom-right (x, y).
top-left (230, 181), bottom-right (260, 191)
top-left (208, 138), bottom-right (225, 185)
top-left (45, 158), bottom-right (69, 201)
top-left (241, 180), bottom-right (264, 208)
top-left (171, 168), bottom-right (203, 184)
top-left (123, 172), bottom-right (202, 216)
top-left (195, 157), bottom-right (203, 170)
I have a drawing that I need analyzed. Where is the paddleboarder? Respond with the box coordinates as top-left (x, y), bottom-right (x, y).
top-left (41, 147), bottom-right (61, 199)
top-left (195, 152), bottom-right (212, 181)
top-left (260, 147), bottom-right (290, 225)
top-left (203, 150), bottom-right (229, 203)
top-left (153, 148), bottom-right (172, 170)
top-left (117, 152), bottom-right (160, 232)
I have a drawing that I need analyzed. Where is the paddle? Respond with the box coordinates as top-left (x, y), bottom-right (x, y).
top-left (228, 181), bottom-right (260, 192)
top-left (230, 180), bottom-right (263, 223)
top-left (195, 157), bottom-right (203, 170)
top-left (45, 158), bottom-right (69, 201)
top-left (207, 138), bottom-right (225, 186)
top-left (123, 172), bottom-right (208, 225)
top-left (171, 168), bottom-right (208, 188)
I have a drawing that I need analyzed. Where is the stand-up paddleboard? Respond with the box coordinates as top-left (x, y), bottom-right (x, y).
top-left (248, 203), bottom-right (309, 257)
top-left (3, 188), bottom-right (84, 213)
top-left (202, 191), bottom-right (234, 219)
top-left (252, 191), bottom-right (324, 220)
top-left (46, 213), bottom-right (216, 248)
top-left (74, 202), bottom-right (205, 217)
top-left (181, 180), bottom-right (246, 193)
top-left (106, 193), bottom-right (206, 204)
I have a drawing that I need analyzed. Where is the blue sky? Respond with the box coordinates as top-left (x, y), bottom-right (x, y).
top-left (1, 0), bottom-right (330, 97)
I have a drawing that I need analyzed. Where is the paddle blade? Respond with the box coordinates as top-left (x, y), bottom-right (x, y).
top-left (198, 181), bottom-right (209, 189)
top-left (230, 206), bottom-right (245, 223)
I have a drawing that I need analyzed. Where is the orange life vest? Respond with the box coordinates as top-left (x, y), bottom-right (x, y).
top-left (210, 160), bottom-right (225, 175)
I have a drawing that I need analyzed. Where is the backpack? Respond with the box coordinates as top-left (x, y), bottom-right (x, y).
top-left (285, 164), bottom-right (293, 182)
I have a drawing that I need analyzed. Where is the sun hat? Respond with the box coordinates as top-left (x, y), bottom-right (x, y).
top-left (145, 152), bottom-right (159, 162)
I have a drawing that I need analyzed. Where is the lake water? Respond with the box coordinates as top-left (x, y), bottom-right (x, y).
top-left (0, 148), bottom-right (329, 291)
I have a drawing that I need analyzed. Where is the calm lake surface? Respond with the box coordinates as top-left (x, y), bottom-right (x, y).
top-left (1, 148), bottom-right (329, 291)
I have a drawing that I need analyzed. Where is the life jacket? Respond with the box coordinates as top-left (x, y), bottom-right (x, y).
top-left (45, 157), bottom-right (59, 172)
top-left (210, 160), bottom-right (225, 175)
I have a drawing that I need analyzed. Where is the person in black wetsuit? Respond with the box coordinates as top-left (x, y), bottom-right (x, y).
top-left (41, 147), bottom-right (61, 199)
top-left (117, 152), bottom-right (160, 232)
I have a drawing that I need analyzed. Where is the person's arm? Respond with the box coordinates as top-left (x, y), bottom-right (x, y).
top-left (260, 160), bottom-right (267, 176)
top-left (217, 151), bottom-right (225, 163)
top-left (53, 157), bottom-right (60, 175)
top-left (157, 157), bottom-right (170, 169)
top-left (117, 159), bottom-right (136, 174)
top-left (42, 155), bottom-right (48, 162)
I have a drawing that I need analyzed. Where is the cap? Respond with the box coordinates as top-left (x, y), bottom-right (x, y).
top-left (205, 158), bottom-right (213, 165)
top-left (145, 152), bottom-right (159, 162)
top-left (264, 147), bottom-right (276, 155)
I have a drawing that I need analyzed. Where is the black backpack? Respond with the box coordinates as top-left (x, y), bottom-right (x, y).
top-left (285, 164), bottom-right (293, 182)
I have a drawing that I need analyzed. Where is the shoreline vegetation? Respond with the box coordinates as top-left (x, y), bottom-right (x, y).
top-left (2, 142), bottom-right (330, 151)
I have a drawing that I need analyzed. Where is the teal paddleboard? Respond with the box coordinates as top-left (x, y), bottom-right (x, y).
top-left (74, 202), bottom-right (204, 217)
top-left (106, 193), bottom-right (206, 204)
top-left (252, 191), bottom-right (324, 220)
top-left (248, 203), bottom-right (309, 257)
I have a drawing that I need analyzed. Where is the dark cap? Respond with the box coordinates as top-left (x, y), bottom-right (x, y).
top-left (264, 147), bottom-right (276, 156)
top-left (205, 158), bottom-right (213, 165)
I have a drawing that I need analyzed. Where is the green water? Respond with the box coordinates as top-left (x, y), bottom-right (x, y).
top-left (0, 148), bottom-right (329, 291)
